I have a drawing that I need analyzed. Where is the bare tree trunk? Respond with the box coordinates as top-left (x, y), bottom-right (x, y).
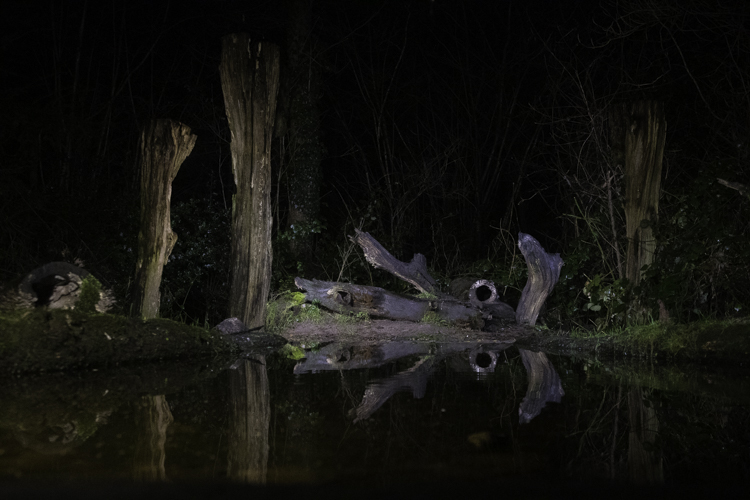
top-left (133, 119), bottom-right (196, 319)
top-left (611, 101), bottom-right (666, 286)
top-left (220, 35), bottom-right (281, 329)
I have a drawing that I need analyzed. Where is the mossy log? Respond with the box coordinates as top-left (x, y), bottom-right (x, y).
top-left (294, 277), bottom-right (483, 327)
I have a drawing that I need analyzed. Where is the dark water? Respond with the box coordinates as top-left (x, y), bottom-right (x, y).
top-left (2, 341), bottom-right (750, 496)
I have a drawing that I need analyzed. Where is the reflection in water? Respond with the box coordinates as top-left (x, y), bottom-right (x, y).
top-left (518, 349), bottom-right (564, 424)
top-left (628, 387), bottom-right (663, 484)
top-left (350, 355), bottom-right (435, 423)
top-left (2, 344), bottom-right (749, 489)
top-left (133, 395), bottom-right (173, 481)
top-left (343, 343), bottom-right (514, 423)
top-left (227, 356), bottom-right (270, 484)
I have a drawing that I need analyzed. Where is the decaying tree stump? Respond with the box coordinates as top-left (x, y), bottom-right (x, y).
top-left (132, 119), bottom-right (196, 319)
top-left (220, 34), bottom-right (281, 329)
top-left (515, 233), bottom-right (563, 326)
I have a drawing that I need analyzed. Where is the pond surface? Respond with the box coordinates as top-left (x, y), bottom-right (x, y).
top-left (1, 341), bottom-right (750, 496)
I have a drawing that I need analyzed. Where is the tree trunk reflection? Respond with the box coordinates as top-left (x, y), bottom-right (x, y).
top-left (628, 387), bottom-right (663, 484)
top-left (227, 356), bottom-right (270, 483)
top-left (133, 395), bottom-right (173, 481)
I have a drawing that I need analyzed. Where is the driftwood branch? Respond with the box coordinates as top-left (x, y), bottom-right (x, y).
top-left (717, 178), bottom-right (749, 199)
top-left (351, 229), bottom-right (443, 297)
top-left (515, 233), bottom-right (563, 326)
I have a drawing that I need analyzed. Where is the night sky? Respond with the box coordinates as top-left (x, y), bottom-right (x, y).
top-left (2, 0), bottom-right (749, 320)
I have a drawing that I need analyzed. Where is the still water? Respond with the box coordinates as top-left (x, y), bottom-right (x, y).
top-left (1, 341), bottom-right (749, 494)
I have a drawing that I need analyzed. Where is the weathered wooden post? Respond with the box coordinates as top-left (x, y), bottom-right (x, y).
top-left (220, 34), bottom-right (280, 329)
top-left (611, 101), bottom-right (667, 285)
top-left (133, 119), bottom-right (196, 319)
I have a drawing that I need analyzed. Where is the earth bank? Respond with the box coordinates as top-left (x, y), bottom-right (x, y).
top-left (0, 308), bottom-right (236, 374)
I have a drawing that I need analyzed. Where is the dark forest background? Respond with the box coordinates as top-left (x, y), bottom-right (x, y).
top-left (1, 0), bottom-right (748, 328)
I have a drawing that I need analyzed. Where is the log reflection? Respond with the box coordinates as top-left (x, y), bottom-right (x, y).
top-left (133, 395), bottom-right (173, 481)
top-left (518, 349), bottom-right (564, 424)
top-left (227, 356), bottom-right (270, 484)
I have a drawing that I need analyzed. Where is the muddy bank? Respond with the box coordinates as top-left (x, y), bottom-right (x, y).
top-left (279, 317), bottom-right (531, 347)
top-left (0, 308), bottom-right (236, 374)
top-left (272, 313), bottom-right (750, 365)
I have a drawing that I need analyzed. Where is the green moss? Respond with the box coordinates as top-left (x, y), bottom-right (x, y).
top-left (572, 318), bottom-right (750, 359)
top-left (297, 301), bottom-right (323, 323)
top-left (421, 311), bottom-right (450, 326)
top-left (335, 311), bottom-right (371, 325)
top-left (77, 274), bottom-right (102, 313)
top-left (279, 343), bottom-right (306, 360)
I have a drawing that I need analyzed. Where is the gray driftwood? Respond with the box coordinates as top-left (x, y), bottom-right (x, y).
top-left (295, 231), bottom-right (560, 329)
top-left (294, 277), bottom-right (483, 326)
top-left (351, 229), bottom-right (444, 297)
top-left (515, 233), bottom-right (563, 326)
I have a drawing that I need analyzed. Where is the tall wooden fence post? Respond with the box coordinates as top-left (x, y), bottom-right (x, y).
top-left (220, 34), bottom-right (280, 329)
top-left (133, 119), bottom-right (196, 319)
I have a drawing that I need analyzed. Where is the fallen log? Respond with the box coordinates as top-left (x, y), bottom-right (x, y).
top-left (294, 277), bottom-right (484, 327)
top-left (294, 231), bottom-right (560, 329)
top-left (468, 279), bottom-right (515, 321)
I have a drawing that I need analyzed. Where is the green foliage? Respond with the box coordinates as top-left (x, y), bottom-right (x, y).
top-left (280, 219), bottom-right (326, 243)
top-left (335, 311), bottom-right (371, 325)
top-left (77, 274), bottom-right (102, 314)
top-left (581, 274), bottom-right (631, 331)
top-left (640, 167), bottom-right (750, 321)
top-left (160, 199), bottom-right (231, 325)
